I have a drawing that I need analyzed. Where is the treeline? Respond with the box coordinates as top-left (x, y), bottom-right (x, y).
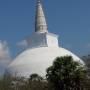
top-left (0, 55), bottom-right (90, 90)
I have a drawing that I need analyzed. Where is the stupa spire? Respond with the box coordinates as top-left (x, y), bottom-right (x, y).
top-left (35, 0), bottom-right (48, 33)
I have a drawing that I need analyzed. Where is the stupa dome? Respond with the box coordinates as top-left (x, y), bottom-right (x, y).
top-left (8, 46), bottom-right (83, 77)
top-left (7, 0), bottom-right (84, 78)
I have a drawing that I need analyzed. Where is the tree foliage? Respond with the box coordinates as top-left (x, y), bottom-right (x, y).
top-left (82, 55), bottom-right (90, 68)
top-left (82, 55), bottom-right (90, 90)
top-left (0, 74), bottom-right (51, 90)
top-left (46, 56), bottom-right (86, 90)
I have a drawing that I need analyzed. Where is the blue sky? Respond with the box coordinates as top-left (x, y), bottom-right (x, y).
top-left (0, 0), bottom-right (90, 59)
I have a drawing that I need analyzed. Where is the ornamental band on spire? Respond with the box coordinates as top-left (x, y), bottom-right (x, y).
top-left (35, 0), bottom-right (48, 33)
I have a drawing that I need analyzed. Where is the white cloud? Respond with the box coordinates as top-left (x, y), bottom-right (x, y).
top-left (0, 40), bottom-right (11, 75)
top-left (17, 40), bottom-right (28, 48)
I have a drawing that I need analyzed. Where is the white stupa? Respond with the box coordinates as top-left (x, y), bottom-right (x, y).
top-left (8, 0), bottom-right (84, 78)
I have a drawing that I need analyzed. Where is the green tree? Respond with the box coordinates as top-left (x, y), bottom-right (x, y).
top-left (82, 54), bottom-right (90, 90)
top-left (27, 74), bottom-right (48, 90)
top-left (46, 56), bottom-right (86, 90)
top-left (82, 55), bottom-right (90, 75)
